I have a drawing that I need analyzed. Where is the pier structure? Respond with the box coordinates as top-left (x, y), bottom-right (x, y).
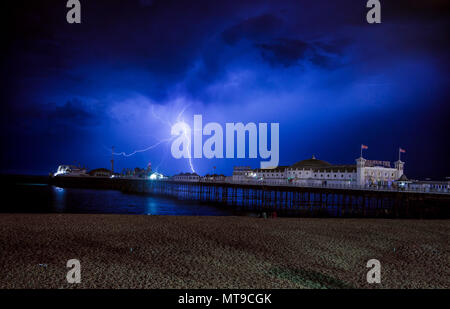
top-left (51, 176), bottom-right (450, 218)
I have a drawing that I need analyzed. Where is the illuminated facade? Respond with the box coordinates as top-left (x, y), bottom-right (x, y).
top-left (356, 157), bottom-right (404, 186)
top-left (248, 155), bottom-right (405, 187)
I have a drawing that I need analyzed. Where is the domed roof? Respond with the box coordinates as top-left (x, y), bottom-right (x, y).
top-left (397, 174), bottom-right (409, 181)
top-left (290, 155), bottom-right (332, 168)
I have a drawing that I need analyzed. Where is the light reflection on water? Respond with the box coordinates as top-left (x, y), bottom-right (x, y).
top-left (52, 186), bottom-right (66, 213)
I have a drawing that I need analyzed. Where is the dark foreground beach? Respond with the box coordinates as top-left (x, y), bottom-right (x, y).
top-left (0, 214), bottom-right (448, 289)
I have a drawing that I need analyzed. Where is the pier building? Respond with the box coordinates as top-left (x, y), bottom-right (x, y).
top-left (250, 155), bottom-right (404, 187)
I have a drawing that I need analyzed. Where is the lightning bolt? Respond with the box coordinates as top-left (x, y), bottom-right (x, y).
top-left (179, 121), bottom-right (195, 173)
top-left (111, 103), bottom-right (196, 173)
top-left (152, 103), bottom-right (196, 173)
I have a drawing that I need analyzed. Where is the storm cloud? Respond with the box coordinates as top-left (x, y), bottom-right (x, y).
top-left (1, 0), bottom-right (449, 178)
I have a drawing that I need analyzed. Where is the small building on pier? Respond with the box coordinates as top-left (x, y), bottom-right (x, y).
top-left (172, 173), bottom-right (200, 182)
top-left (88, 168), bottom-right (112, 178)
top-left (202, 174), bottom-right (226, 182)
top-left (232, 166), bottom-right (254, 182)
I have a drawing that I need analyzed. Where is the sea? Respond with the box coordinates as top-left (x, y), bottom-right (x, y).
top-left (0, 180), bottom-right (236, 216)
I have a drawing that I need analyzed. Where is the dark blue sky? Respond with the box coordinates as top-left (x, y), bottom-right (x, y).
top-left (1, 0), bottom-right (449, 179)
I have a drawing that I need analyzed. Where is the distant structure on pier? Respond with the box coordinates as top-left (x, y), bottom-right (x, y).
top-left (54, 165), bottom-right (88, 177)
top-left (89, 168), bottom-right (112, 178)
top-left (111, 146), bottom-right (115, 174)
top-left (172, 173), bottom-right (200, 182)
top-left (172, 173), bottom-right (226, 182)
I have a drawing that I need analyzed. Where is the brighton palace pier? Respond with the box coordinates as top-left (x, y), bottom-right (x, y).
top-left (51, 155), bottom-right (450, 219)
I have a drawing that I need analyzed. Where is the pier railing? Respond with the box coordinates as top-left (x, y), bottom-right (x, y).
top-left (50, 174), bottom-right (449, 195)
top-left (176, 178), bottom-right (450, 195)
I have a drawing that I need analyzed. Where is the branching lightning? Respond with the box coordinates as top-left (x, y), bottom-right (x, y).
top-left (112, 137), bottom-right (175, 157)
top-left (111, 103), bottom-right (196, 173)
top-left (166, 103), bottom-right (195, 173)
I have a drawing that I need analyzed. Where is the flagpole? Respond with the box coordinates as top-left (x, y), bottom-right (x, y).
top-left (398, 147), bottom-right (400, 161)
top-left (360, 144), bottom-right (362, 158)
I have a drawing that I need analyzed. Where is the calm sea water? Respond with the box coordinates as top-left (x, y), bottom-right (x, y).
top-left (0, 183), bottom-right (236, 216)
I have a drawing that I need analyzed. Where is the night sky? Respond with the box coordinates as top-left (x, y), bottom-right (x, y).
top-left (1, 0), bottom-right (449, 179)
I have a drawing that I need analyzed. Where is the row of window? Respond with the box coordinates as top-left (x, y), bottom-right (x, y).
top-left (93, 173), bottom-right (110, 177)
top-left (365, 172), bottom-right (395, 177)
top-left (260, 172), bottom-right (354, 179)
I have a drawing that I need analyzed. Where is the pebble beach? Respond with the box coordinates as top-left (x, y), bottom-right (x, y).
top-left (0, 214), bottom-right (448, 289)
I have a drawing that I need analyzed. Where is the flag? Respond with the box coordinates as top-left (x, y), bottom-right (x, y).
top-left (399, 148), bottom-right (406, 153)
top-left (361, 144), bottom-right (368, 150)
